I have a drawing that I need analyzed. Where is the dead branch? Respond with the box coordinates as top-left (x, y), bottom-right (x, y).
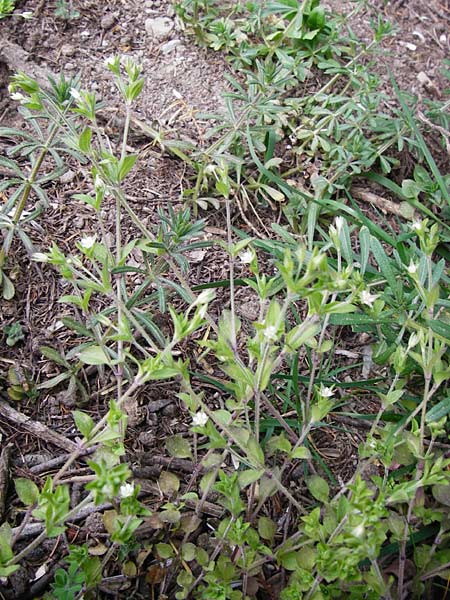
top-left (0, 443), bottom-right (12, 522)
top-left (0, 400), bottom-right (78, 453)
top-left (352, 187), bottom-right (417, 220)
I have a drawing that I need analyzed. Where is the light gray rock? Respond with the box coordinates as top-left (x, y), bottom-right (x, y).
top-left (61, 43), bottom-right (76, 57)
top-left (145, 16), bottom-right (173, 40)
top-left (161, 39), bottom-right (181, 54)
top-left (101, 12), bottom-right (116, 30)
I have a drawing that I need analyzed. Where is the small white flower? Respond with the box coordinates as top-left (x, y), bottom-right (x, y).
top-left (239, 249), bottom-right (253, 264)
top-left (263, 325), bottom-right (278, 342)
top-left (32, 252), bottom-right (49, 263)
top-left (79, 235), bottom-right (96, 249)
top-left (70, 87), bottom-right (82, 101)
top-left (94, 174), bottom-right (106, 191)
top-left (320, 385), bottom-right (335, 398)
top-left (105, 55), bottom-right (117, 67)
top-left (10, 92), bottom-right (25, 102)
top-left (407, 262), bottom-right (417, 274)
top-left (360, 290), bottom-right (379, 308)
top-left (352, 523), bottom-right (365, 538)
top-left (192, 411), bottom-right (208, 427)
top-left (335, 216), bottom-right (345, 234)
top-left (119, 482), bottom-right (135, 498)
top-left (412, 220), bottom-right (422, 232)
top-left (408, 332), bottom-right (420, 348)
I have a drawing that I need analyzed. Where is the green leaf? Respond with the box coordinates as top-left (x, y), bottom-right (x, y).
top-left (2, 273), bottom-right (15, 300)
top-left (118, 154), bottom-right (138, 181)
top-left (73, 410), bottom-right (95, 438)
top-left (156, 543), bottom-right (174, 559)
top-left (370, 237), bottom-right (398, 295)
top-left (306, 475), bottom-right (329, 503)
top-left (291, 447), bottom-right (311, 459)
top-left (79, 126), bottom-right (92, 152)
top-left (426, 398), bottom-right (450, 423)
top-left (429, 319), bottom-right (450, 342)
top-left (401, 179), bottom-right (421, 199)
top-left (166, 435), bottom-right (192, 459)
top-left (181, 543), bottom-right (197, 562)
top-left (39, 345), bottom-right (68, 366)
top-left (359, 226), bottom-right (370, 276)
top-left (278, 550), bottom-right (300, 570)
top-left (258, 516), bottom-right (276, 542)
top-left (14, 478), bottom-right (39, 505)
top-left (432, 484), bottom-right (450, 506)
top-left (61, 317), bottom-right (95, 339)
top-left (78, 345), bottom-right (109, 365)
top-left (238, 469), bottom-right (264, 489)
top-left (159, 471), bottom-right (180, 496)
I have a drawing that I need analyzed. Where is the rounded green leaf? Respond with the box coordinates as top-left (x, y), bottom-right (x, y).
top-left (14, 478), bottom-right (39, 506)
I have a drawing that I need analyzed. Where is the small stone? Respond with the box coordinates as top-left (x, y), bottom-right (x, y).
top-left (101, 12), bottom-right (116, 30)
top-left (61, 43), bottom-right (76, 57)
top-left (138, 431), bottom-right (153, 446)
top-left (162, 404), bottom-right (176, 417)
top-left (64, 62), bottom-right (76, 70)
top-left (161, 39), bottom-right (181, 54)
top-left (145, 16), bottom-right (173, 40)
top-left (60, 169), bottom-right (76, 184)
top-left (417, 71), bottom-right (432, 87)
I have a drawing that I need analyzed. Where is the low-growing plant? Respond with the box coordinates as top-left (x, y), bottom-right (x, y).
top-left (1, 0), bottom-right (450, 598)
top-left (0, 72), bottom-right (84, 299)
top-left (0, 0), bottom-right (14, 19)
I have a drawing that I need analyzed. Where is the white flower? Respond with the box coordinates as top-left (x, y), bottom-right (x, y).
top-left (105, 55), bottom-right (117, 67)
top-left (79, 235), bottom-right (96, 249)
top-left (320, 385), bottom-right (334, 398)
top-left (119, 482), bottom-right (135, 498)
top-left (335, 216), bottom-right (345, 234)
top-left (263, 325), bottom-right (278, 342)
top-left (192, 411), bottom-right (208, 427)
top-left (407, 262), bottom-right (417, 274)
top-left (239, 249), bottom-right (253, 264)
top-left (360, 290), bottom-right (379, 308)
top-left (352, 523), bottom-right (365, 538)
top-left (10, 92), bottom-right (25, 102)
top-left (70, 87), bottom-right (82, 101)
top-left (32, 252), bottom-right (49, 263)
top-left (408, 332), bottom-right (420, 348)
top-left (94, 174), bottom-right (106, 191)
top-left (412, 220), bottom-right (422, 232)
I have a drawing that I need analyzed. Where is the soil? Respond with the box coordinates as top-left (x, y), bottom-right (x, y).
top-left (0, 0), bottom-right (449, 598)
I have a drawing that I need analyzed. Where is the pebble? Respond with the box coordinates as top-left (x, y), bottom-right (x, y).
top-left (60, 169), bottom-right (76, 184)
top-left (64, 62), bottom-right (76, 70)
top-left (162, 404), bottom-right (176, 417)
top-left (161, 39), bottom-right (181, 54)
top-left (145, 16), bottom-right (173, 40)
top-left (61, 43), bottom-right (76, 57)
top-left (101, 12), bottom-right (116, 30)
top-left (138, 431), bottom-right (154, 446)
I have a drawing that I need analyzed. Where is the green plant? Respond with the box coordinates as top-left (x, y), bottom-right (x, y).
top-left (0, 72), bottom-right (84, 299)
top-left (0, 0), bottom-right (14, 19)
top-left (54, 0), bottom-right (80, 20)
top-left (1, 1), bottom-right (450, 598)
top-left (3, 322), bottom-right (24, 346)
